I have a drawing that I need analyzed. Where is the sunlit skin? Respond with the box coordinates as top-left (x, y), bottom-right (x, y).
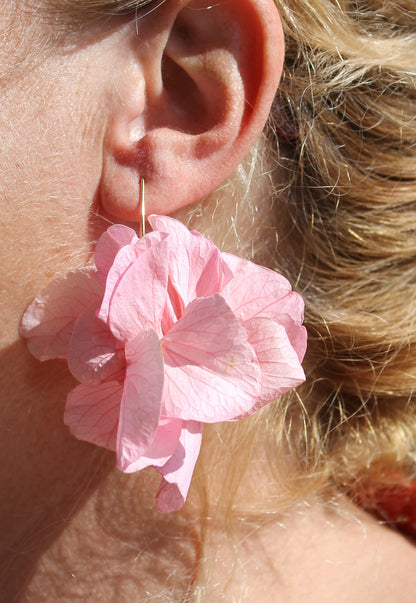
top-left (1, 1), bottom-right (416, 600)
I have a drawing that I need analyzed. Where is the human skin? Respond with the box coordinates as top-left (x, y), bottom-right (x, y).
top-left (1, 1), bottom-right (416, 600)
top-left (0, 9), bottom-right (123, 596)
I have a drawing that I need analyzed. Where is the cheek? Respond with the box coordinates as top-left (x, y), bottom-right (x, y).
top-left (0, 25), bottom-right (131, 347)
top-left (0, 183), bottom-right (105, 347)
top-left (0, 74), bottom-right (108, 346)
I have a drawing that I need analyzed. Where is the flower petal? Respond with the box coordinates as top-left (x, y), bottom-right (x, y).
top-left (244, 316), bottom-right (306, 404)
top-left (162, 294), bottom-right (261, 422)
top-left (96, 227), bottom-right (167, 286)
top-left (148, 214), bottom-right (191, 238)
top-left (221, 254), bottom-right (304, 324)
top-left (99, 238), bottom-right (169, 342)
top-left (19, 267), bottom-right (103, 360)
top-left (155, 420), bottom-right (203, 513)
top-left (117, 329), bottom-right (165, 472)
top-left (120, 418), bottom-right (182, 473)
top-left (95, 224), bottom-right (139, 285)
top-left (64, 380), bottom-right (122, 450)
top-left (68, 305), bottom-right (124, 385)
top-left (97, 245), bottom-right (141, 325)
top-left (278, 313), bottom-right (308, 363)
top-left (149, 215), bottom-right (232, 322)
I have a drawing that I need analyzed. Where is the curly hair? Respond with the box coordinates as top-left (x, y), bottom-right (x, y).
top-left (268, 0), bottom-right (416, 504)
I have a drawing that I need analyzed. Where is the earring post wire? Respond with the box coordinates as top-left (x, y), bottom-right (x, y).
top-left (139, 177), bottom-right (145, 238)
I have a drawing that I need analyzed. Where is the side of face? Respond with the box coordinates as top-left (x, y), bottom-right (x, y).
top-left (0, 12), bottom-right (124, 347)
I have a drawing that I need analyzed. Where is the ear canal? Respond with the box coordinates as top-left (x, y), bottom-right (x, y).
top-left (100, 0), bottom-right (284, 222)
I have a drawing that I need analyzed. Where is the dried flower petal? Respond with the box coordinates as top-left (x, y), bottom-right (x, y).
top-left (162, 295), bottom-right (261, 421)
top-left (20, 215), bottom-right (307, 512)
top-left (117, 329), bottom-right (165, 471)
top-left (65, 380), bottom-right (122, 450)
top-left (19, 267), bottom-right (102, 360)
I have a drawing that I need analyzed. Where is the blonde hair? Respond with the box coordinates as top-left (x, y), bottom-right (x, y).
top-left (269, 0), bottom-right (416, 497)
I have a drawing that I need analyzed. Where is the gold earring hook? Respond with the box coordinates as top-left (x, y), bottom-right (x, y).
top-left (139, 177), bottom-right (145, 237)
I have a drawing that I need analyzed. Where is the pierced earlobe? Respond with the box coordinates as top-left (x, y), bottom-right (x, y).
top-left (100, 0), bottom-right (284, 222)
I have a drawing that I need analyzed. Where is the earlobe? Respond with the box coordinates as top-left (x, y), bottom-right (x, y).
top-left (100, 0), bottom-right (284, 222)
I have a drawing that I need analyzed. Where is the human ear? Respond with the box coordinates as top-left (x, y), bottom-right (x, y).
top-left (101, 0), bottom-right (284, 221)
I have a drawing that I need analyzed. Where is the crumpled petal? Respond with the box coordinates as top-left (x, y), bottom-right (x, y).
top-left (64, 380), bottom-right (122, 450)
top-left (162, 294), bottom-right (261, 421)
top-left (117, 330), bottom-right (165, 472)
top-left (20, 214), bottom-right (308, 515)
top-left (120, 418), bottom-right (182, 473)
top-left (221, 253), bottom-right (304, 324)
top-left (243, 316), bottom-right (306, 404)
top-left (95, 226), bottom-right (167, 286)
top-left (68, 305), bottom-right (124, 385)
top-left (99, 238), bottom-right (170, 342)
top-left (95, 224), bottom-right (139, 285)
top-left (19, 267), bottom-right (103, 360)
top-left (277, 313), bottom-right (308, 363)
top-left (155, 420), bottom-right (203, 513)
top-left (149, 215), bottom-right (233, 320)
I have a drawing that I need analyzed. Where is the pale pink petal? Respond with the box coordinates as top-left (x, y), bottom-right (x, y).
top-left (221, 253), bottom-right (304, 324)
top-left (117, 330), bottom-right (165, 472)
top-left (277, 313), bottom-right (308, 363)
top-left (161, 282), bottom-right (183, 334)
top-left (149, 215), bottom-right (232, 326)
top-left (97, 228), bottom-right (168, 303)
top-left (148, 214), bottom-right (187, 234)
top-left (99, 238), bottom-right (169, 342)
top-left (19, 267), bottom-right (103, 360)
top-left (244, 316), bottom-right (306, 404)
top-left (155, 420), bottom-right (203, 513)
top-left (95, 224), bottom-right (139, 285)
top-left (120, 418), bottom-right (182, 473)
top-left (162, 294), bottom-right (261, 421)
top-left (194, 243), bottom-right (233, 297)
top-left (68, 305), bottom-right (124, 385)
top-left (98, 244), bottom-right (142, 324)
top-left (64, 380), bottom-right (122, 450)
top-left (165, 237), bottom-right (224, 310)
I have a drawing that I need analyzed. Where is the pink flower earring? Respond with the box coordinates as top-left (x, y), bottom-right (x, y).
top-left (20, 180), bottom-right (307, 513)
